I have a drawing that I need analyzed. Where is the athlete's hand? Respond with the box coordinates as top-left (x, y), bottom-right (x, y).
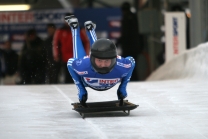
top-left (117, 89), bottom-right (127, 106)
top-left (119, 98), bottom-right (124, 106)
top-left (117, 88), bottom-right (127, 99)
top-left (79, 94), bottom-right (88, 108)
top-left (80, 100), bottom-right (88, 108)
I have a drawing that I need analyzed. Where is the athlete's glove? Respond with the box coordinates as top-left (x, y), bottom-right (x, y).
top-left (117, 88), bottom-right (127, 106)
top-left (79, 94), bottom-right (88, 108)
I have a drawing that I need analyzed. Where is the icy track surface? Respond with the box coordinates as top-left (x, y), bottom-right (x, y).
top-left (0, 42), bottom-right (208, 139)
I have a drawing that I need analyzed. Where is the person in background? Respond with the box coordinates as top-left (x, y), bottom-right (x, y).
top-left (53, 13), bottom-right (90, 83)
top-left (116, 2), bottom-right (143, 81)
top-left (1, 40), bottom-right (19, 84)
top-left (19, 29), bottom-right (46, 84)
top-left (44, 23), bottom-right (61, 84)
top-left (0, 48), bottom-right (5, 84)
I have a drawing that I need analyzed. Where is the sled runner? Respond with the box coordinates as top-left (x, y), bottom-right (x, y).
top-left (71, 100), bottom-right (139, 118)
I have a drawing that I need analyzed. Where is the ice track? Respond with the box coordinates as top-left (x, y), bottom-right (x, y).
top-left (0, 42), bottom-right (208, 139)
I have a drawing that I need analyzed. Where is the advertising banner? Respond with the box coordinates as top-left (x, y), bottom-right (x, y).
top-left (0, 8), bottom-right (121, 52)
top-left (0, 9), bottom-right (71, 51)
top-left (165, 12), bottom-right (186, 62)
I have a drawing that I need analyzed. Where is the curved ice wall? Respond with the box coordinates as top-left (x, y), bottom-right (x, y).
top-left (147, 42), bottom-right (208, 81)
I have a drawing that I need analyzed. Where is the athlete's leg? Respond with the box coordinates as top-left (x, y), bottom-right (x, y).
top-left (65, 16), bottom-right (89, 107)
top-left (84, 21), bottom-right (97, 47)
top-left (65, 15), bottom-right (86, 59)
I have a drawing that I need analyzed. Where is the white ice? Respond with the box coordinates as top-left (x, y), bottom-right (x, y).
top-left (0, 43), bottom-right (208, 139)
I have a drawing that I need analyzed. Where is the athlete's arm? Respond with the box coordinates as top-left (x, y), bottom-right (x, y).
top-left (117, 56), bottom-right (135, 100)
top-left (67, 58), bottom-right (88, 103)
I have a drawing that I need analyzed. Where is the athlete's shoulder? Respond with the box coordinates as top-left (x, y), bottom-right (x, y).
top-left (68, 56), bottom-right (91, 70)
top-left (116, 55), bottom-right (135, 69)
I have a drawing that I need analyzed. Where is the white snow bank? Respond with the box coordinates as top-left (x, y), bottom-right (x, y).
top-left (147, 42), bottom-right (208, 81)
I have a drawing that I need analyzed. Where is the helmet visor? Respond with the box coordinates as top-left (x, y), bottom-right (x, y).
top-left (91, 56), bottom-right (116, 74)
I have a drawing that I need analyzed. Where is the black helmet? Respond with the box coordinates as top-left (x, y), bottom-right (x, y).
top-left (90, 39), bottom-right (117, 74)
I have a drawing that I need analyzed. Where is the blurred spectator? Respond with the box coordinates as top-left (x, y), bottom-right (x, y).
top-left (116, 2), bottom-right (143, 81)
top-left (0, 48), bottom-right (5, 83)
top-left (19, 29), bottom-right (46, 84)
top-left (2, 41), bottom-right (19, 76)
top-left (53, 13), bottom-right (90, 83)
top-left (1, 40), bottom-right (19, 84)
top-left (44, 23), bottom-right (61, 84)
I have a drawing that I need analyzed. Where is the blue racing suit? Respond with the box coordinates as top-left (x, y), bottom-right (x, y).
top-left (67, 23), bottom-right (135, 102)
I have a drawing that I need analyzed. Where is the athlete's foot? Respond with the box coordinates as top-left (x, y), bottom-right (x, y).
top-left (64, 15), bottom-right (78, 29)
top-left (84, 21), bottom-right (96, 31)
